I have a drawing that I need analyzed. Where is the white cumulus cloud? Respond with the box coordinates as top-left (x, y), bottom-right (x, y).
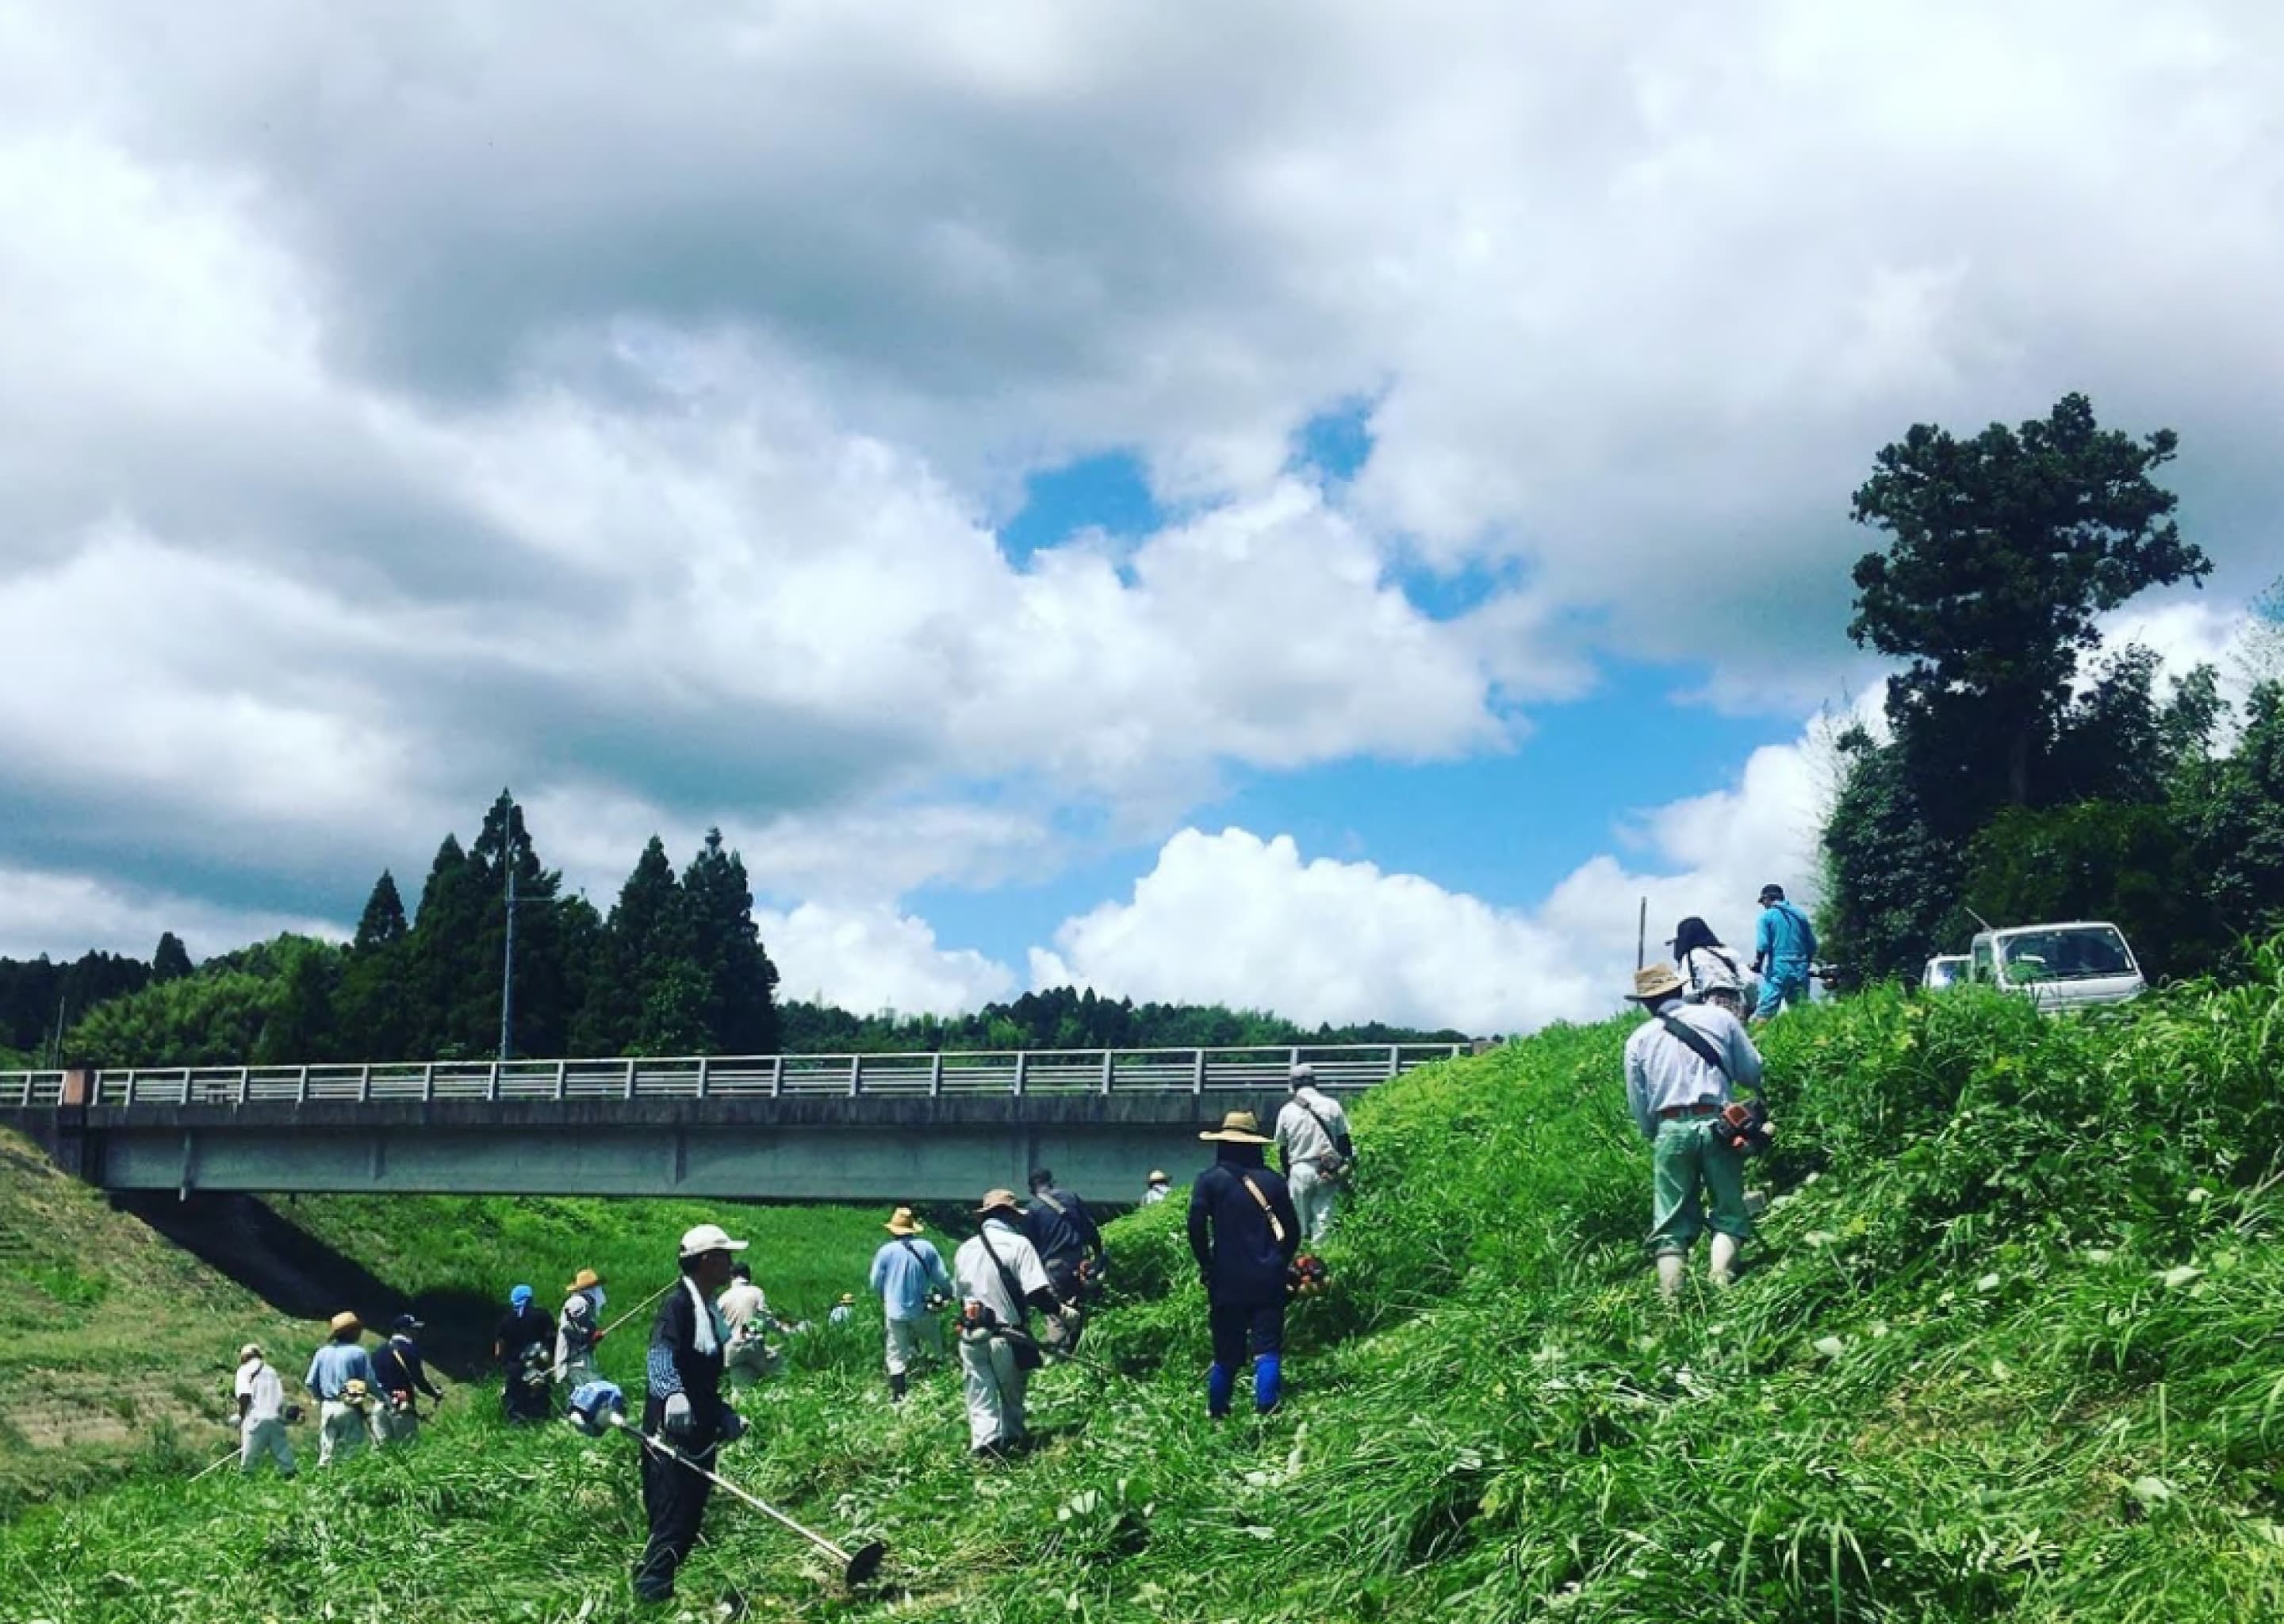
top-left (761, 902), bottom-right (1017, 1018)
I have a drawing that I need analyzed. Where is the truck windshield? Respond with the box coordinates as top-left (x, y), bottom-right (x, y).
top-left (1998, 927), bottom-right (2134, 983)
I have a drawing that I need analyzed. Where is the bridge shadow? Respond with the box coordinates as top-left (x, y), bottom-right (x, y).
top-left (110, 1190), bottom-right (499, 1381)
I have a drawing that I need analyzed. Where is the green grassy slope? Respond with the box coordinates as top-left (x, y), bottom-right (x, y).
top-left (0, 1169), bottom-right (892, 1519)
top-left (8, 958), bottom-right (2284, 1622)
top-left (0, 1135), bottom-right (309, 1507)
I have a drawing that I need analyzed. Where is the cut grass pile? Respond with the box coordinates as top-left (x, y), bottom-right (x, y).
top-left (7, 952), bottom-right (2284, 1621)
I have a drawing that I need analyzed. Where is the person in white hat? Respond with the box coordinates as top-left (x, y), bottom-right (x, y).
top-left (631, 1224), bottom-right (751, 1605)
top-left (1623, 963), bottom-right (1765, 1299)
top-left (233, 1342), bottom-right (297, 1479)
top-left (305, 1312), bottom-right (383, 1467)
top-left (950, 1189), bottom-right (1069, 1457)
top-left (1274, 1063), bottom-right (1355, 1242)
top-left (869, 1207), bottom-right (953, 1402)
top-left (1140, 1170), bottom-right (1173, 1206)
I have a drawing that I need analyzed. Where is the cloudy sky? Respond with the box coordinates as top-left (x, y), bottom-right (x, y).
top-left (4, 1), bottom-right (2281, 1033)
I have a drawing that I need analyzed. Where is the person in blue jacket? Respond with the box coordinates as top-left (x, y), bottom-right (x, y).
top-left (1186, 1111), bottom-right (1301, 1419)
top-left (1751, 883), bottom-right (1818, 1021)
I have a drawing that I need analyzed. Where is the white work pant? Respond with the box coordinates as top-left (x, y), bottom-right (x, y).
top-left (317, 1400), bottom-right (383, 1466)
top-left (883, 1315), bottom-right (943, 1377)
top-left (958, 1335), bottom-right (1027, 1451)
top-left (240, 1417), bottom-right (296, 1477)
top-left (1289, 1160), bottom-right (1336, 1242)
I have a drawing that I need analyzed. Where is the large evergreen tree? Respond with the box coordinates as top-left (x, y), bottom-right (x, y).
top-left (408, 833), bottom-right (487, 1057)
top-left (580, 836), bottom-right (698, 1055)
top-left (468, 790), bottom-right (584, 1059)
top-left (151, 933), bottom-right (194, 984)
top-left (1848, 393), bottom-right (2211, 823)
top-left (352, 871), bottom-right (408, 951)
top-left (681, 829), bottom-right (782, 1054)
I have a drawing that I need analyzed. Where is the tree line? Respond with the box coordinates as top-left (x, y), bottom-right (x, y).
top-left (1823, 393), bottom-right (2284, 983)
top-left (4, 796), bottom-right (1462, 1070)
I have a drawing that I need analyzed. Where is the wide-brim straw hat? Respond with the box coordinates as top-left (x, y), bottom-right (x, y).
top-left (884, 1207), bottom-right (924, 1235)
top-left (1631, 963), bottom-right (1687, 1002)
top-left (238, 1342), bottom-right (263, 1362)
top-left (976, 1188), bottom-right (1023, 1216)
top-left (565, 1267), bottom-right (604, 1293)
top-left (1148, 1170), bottom-right (1170, 1185)
top-left (328, 1311), bottom-right (362, 1337)
top-left (1199, 1110), bottom-right (1272, 1144)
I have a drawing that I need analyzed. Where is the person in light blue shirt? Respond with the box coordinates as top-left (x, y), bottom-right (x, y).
top-left (1751, 883), bottom-right (1818, 1021)
top-left (305, 1312), bottom-right (383, 1466)
top-left (868, 1207), bottom-right (953, 1401)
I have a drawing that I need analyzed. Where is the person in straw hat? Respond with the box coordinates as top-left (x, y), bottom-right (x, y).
top-left (633, 1223), bottom-right (752, 1605)
top-left (555, 1267), bottom-right (608, 1390)
top-left (950, 1189), bottom-right (1070, 1457)
top-left (1623, 961), bottom-right (1765, 1299)
top-left (1140, 1170), bottom-right (1174, 1206)
top-left (869, 1206), bottom-right (955, 1402)
top-left (1188, 1111), bottom-right (1302, 1419)
top-left (233, 1342), bottom-right (297, 1478)
top-left (304, 1311), bottom-right (383, 1467)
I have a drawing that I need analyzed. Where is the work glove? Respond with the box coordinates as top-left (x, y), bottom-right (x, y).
top-left (719, 1409), bottom-right (745, 1445)
top-left (1056, 1303), bottom-right (1083, 1327)
top-left (592, 1328), bottom-right (607, 1344)
top-left (662, 1392), bottom-right (694, 1438)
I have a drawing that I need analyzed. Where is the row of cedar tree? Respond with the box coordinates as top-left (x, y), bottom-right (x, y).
top-left (0, 791), bottom-right (1463, 1068)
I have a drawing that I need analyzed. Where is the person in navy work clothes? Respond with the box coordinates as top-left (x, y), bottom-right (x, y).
top-left (1187, 1110), bottom-right (1302, 1419)
top-left (632, 1223), bottom-right (751, 1606)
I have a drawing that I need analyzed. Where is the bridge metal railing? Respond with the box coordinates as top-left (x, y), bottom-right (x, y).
top-left (0, 1044), bottom-right (1465, 1112)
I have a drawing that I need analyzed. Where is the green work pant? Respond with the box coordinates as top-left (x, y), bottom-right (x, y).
top-left (1648, 1118), bottom-right (1751, 1257)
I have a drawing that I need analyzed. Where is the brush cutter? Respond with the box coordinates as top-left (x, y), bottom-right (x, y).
top-left (188, 1444), bottom-right (241, 1483)
top-left (567, 1381), bottom-right (887, 1590)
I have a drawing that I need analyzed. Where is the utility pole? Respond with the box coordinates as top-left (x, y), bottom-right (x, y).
top-left (1636, 896), bottom-right (1648, 971)
top-left (500, 853), bottom-right (519, 1063)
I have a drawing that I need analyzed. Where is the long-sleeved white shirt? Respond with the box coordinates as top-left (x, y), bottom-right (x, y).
top-left (1622, 998), bottom-right (1763, 1142)
top-left (1275, 1087), bottom-right (1351, 1167)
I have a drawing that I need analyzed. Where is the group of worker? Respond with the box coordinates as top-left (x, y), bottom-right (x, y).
top-left (1628, 881), bottom-right (1817, 1300)
top-left (232, 1308), bottom-right (445, 1477)
top-left (1669, 883), bottom-right (1820, 1023)
top-left (618, 1063), bottom-right (1357, 1603)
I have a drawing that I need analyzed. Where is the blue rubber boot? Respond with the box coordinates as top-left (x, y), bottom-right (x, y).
top-left (1254, 1353), bottom-right (1282, 1415)
top-left (1207, 1362), bottom-right (1236, 1419)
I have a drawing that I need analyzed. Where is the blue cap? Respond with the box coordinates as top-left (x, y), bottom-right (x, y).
top-left (510, 1284), bottom-right (534, 1307)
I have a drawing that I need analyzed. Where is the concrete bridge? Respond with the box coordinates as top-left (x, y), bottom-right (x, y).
top-left (0, 1044), bottom-right (1465, 1202)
